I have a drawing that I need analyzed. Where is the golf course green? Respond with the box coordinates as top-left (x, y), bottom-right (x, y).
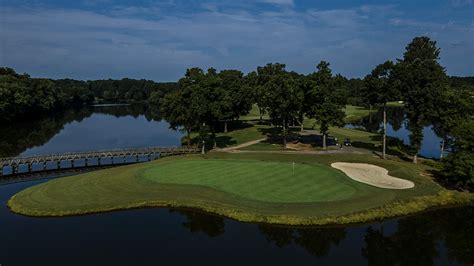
top-left (8, 153), bottom-right (473, 225)
top-left (142, 159), bottom-right (358, 203)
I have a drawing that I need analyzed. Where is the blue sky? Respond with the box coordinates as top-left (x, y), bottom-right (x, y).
top-left (0, 0), bottom-right (473, 81)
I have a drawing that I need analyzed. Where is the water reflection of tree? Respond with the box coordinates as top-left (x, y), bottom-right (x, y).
top-left (386, 107), bottom-right (405, 131)
top-left (0, 108), bottom-right (93, 157)
top-left (362, 206), bottom-right (473, 266)
top-left (351, 107), bottom-right (405, 133)
top-left (172, 209), bottom-right (226, 237)
top-left (258, 225), bottom-right (346, 257)
top-left (0, 104), bottom-right (162, 157)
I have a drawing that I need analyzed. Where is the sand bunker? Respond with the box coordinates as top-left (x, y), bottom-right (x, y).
top-left (331, 162), bottom-right (415, 189)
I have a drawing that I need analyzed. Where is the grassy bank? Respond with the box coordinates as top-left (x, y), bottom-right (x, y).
top-left (8, 153), bottom-right (473, 225)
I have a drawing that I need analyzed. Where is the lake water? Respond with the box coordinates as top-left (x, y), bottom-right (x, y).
top-left (346, 107), bottom-right (444, 159)
top-left (1, 105), bottom-right (472, 265)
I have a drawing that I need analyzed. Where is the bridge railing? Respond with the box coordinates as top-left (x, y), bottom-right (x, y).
top-left (0, 146), bottom-right (200, 175)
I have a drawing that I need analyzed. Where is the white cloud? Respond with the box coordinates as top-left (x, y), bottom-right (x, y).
top-left (260, 0), bottom-right (294, 6)
top-left (450, 0), bottom-right (473, 7)
top-left (0, 3), bottom-right (472, 80)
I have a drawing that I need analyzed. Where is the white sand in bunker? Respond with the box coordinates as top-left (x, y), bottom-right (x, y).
top-left (331, 162), bottom-right (415, 189)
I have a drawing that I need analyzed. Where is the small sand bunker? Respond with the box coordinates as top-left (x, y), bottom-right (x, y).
top-left (331, 162), bottom-right (415, 189)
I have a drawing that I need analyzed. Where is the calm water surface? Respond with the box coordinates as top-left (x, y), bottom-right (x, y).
top-left (346, 107), bottom-right (444, 159)
top-left (1, 106), bottom-right (472, 265)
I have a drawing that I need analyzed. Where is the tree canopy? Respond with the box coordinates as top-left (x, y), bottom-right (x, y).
top-left (392, 36), bottom-right (448, 163)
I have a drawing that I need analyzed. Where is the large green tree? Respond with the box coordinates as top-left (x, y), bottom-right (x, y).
top-left (260, 64), bottom-right (300, 148)
top-left (197, 68), bottom-right (228, 148)
top-left (159, 68), bottom-right (204, 147)
top-left (218, 70), bottom-right (252, 132)
top-left (306, 61), bottom-right (346, 149)
top-left (248, 63), bottom-right (288, 123)
top-left (393, 36), bottom-right (448, 163)
top-left (363, 61), bottom-right (396, 159)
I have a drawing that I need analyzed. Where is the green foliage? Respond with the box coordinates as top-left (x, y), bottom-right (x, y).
top-left (54, 79), bottom-right (94, 105)
top-left (0, 67), bottom-right (64, 120)
top-left (259, 64), bottom-right (301, 146)
top-left (87, 78), bottom-right (177, 103)
top-left (306, 61), bottom-right (346, 146)
top-left (392, 36), bottom-right (448, 161)
top-left (157, 67), bottom-right (253, 148)
top-left (362, 60), bottom-right (396, 107)
top-left (219, 69), bottom-right (253, 121)
top-left (0, 67), bottom-right (177, 121)
top-left (432, 87), bottom-right (473, 157)
top-left (442, 120), bottom-right (474, 186)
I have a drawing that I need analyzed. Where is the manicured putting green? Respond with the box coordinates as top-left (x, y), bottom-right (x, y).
top-left (10, 154), bottom-right (467, 225)
top-left (142, 160), bottom-right (356, 203)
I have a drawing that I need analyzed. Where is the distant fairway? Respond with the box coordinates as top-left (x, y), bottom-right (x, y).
top-left (8, 153), bottom-right (472, 225)
top-left (142, 160), bottom-right (356, 203)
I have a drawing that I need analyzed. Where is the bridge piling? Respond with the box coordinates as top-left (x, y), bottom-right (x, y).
top-left (12, 164), bottom-right (18, 175)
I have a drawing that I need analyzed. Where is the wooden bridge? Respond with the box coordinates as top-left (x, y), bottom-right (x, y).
top-left (0, 146), bottom-right (199, 177)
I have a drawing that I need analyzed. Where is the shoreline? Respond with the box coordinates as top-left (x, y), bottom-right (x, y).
top-left (7, 153), bottom-right (474, 226)
top-left (8, 190), bottom-right (473, 226)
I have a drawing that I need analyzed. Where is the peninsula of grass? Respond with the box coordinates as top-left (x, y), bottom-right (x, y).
top-left (8, 153), bottom-right (473, 225)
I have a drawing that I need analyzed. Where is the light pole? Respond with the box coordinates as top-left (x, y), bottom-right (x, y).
top-left (201, 140), bottom-right (205, 155)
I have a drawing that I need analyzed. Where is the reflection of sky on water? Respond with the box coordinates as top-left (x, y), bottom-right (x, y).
top-left (346, 122), bottom-right (442, 159)
top-left (0, 178), bottom-right (471, 266)
top-left (386, 124), bottom-right (442, 159)
top-left (21, 113), bottom-right (183, 156)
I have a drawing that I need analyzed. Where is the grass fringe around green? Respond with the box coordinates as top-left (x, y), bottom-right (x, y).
top-left (8, 190), bottom-right (473, 226)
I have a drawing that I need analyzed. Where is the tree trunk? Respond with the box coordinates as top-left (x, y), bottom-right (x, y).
top-left (300, 117), bottom-right (304, 132)
top-left (186, 129), bottom-right (191, 148)
top-left (282, 117), bottom-right (287, 148)
top-left (212, 126), bottom-right (217, 149)
top-left (413, 154), bottom-right (418, 164)
top-left (224, 121), bottom-right (228, 133)
top-left (201, 142), bottom-right (205, 154)
top-left (323, 134), bottom-right (327, 150)
top-left (440, 139), bottom-right (445, 159)
top-left (382, 104), bottom-right (387, 159)
top-left (259, 107), bottom-right (263, 122)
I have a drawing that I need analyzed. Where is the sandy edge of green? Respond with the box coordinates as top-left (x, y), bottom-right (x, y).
top-left (7, 188), bottom-right (473, 226)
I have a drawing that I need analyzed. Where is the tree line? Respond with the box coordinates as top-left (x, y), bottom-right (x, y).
top-left (159, 36), bottom-right (473, 186)
top-left (1, 36), bottom-right (472, 185)
top-left (0, 67), bottom-right (177, 121)
top-left (158, 62), bottom-right (348, 150)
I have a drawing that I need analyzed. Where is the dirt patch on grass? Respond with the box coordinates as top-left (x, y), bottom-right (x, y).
top-left (331, 162), bottom-right (415, 189)
top-left (286, 142), bottom-right (314, 151)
